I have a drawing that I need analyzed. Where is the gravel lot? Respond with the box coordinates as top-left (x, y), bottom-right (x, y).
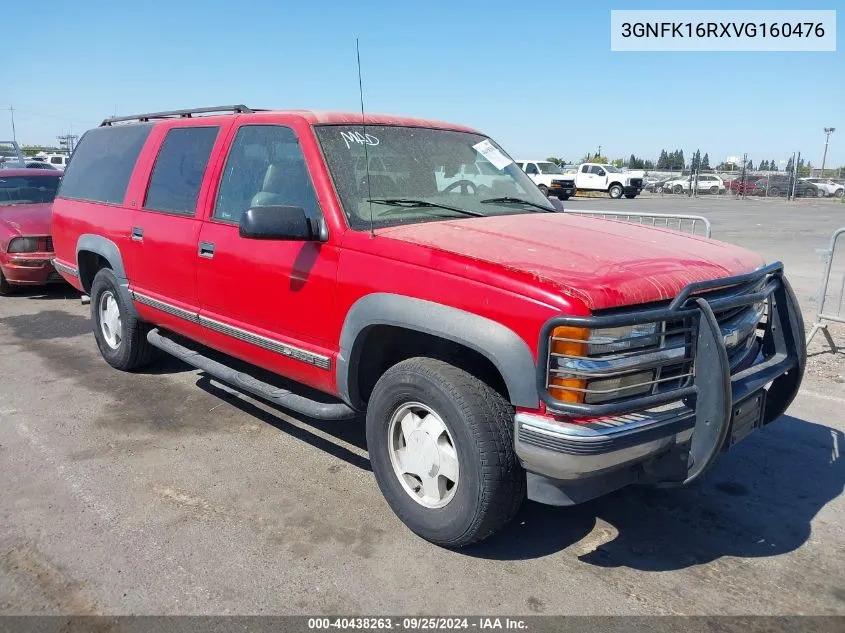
top-left (1, 195), bottom-right (843, 616)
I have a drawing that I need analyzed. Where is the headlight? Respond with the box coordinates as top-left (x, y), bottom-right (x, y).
top-left (588, 323), bottom-right (660, 355)
top-left (7, 237), bottom-right (39, 253)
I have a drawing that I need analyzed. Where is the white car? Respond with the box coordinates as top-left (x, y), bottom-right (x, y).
top-left (664, 174), bottom-right (725, 195)
top-left (33, 152), bottom-right (70, 169)
top-left (515, 160), bottom-right (576, 199)
top-left (802, 178), bottom-right (844, 198)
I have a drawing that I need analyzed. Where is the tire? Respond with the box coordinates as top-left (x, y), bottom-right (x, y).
top-left (90, 267), bottom-right (156, 371)
top-left (835, 189), bottom-right (844, 198)
top-left (768, 187), bottom-right (780, 197)
top-left (538, 184), bottom-right (549, 197)
top-left (557, 194), bottom-right (570, 201)
top-left (608, 184), bottom-right (623, 199)
top-left (366, 357), bottom-right (525, 548)
top-left (709, 186), bottom-right (719, 195)
top-left (0, 269), bottom-right (12, 296)
top-left (817, 188), bottom-right (826, 198)
top-left (624, 194), bottom-right (636, 199)
top-left (672, 184), bottom-right (684, 194)
top-left (656, 186), bottom-right (664, 194)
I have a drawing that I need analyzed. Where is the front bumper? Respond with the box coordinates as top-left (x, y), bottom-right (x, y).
top-left (1, 252), bottom-right (63, 285)
top-left (622, 185), bottom-right (642, 196)
top-left (516, 263), bottom-right (805, 505)
top-left (549, 180), bottom-right (575, 198)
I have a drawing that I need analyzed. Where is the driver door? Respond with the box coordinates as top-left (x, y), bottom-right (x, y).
top-left (195, 122), bottom-right (339, 390)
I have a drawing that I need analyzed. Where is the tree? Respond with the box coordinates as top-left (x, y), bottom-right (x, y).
top-left (581, 152), bottom-right (608, 164)
top-left (746, 159), bottom-right (754, 170)
top-left (643, 159), bottom-right (655, 170)
top-left (20, 144), bottom-right (48, 157)
top-left (546, 157), bottom-right (567, 167)
top-left (701, 153), bottom-right (710, 170)
top-left (612, 158), bottom-right (624, 168)
top-left (785, 157), bottom-right (794, 173)
top-left (657, 149), bottom-right (669, 169)
top-left (769, 159), bottom-right (778, 172)
top-left (691, 149), bottom-right (701, 172)
top-left (759, 160), bottom-right (769, 171)
top-left (797, 160), bottom-right (811, 178)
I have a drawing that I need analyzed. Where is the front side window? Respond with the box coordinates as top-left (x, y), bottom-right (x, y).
top-left (536, 161), bottom-right (564, 175)
top-left (590, 166), bottom-right (605, 176)
top-left (315, 125), bottom-right (552, 230)
top-left (143, 126), bottom-right (219, 215)
top-left (50, 157), bottom-right (63, 165)
top-left (0, 175), bottom-right (61, 205)
top-left (58, 123), bottom-right (153, 204)
top-left (214, 125), bottom-right (322, 224)
top-left (525, 163), bottom-right (539, 175)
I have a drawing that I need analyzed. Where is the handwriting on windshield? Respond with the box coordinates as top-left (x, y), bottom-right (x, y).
top-left (341, 131), bottom-right (380, 149)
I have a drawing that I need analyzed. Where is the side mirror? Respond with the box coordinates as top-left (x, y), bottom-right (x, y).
top-left (239, 205), bottom-right (316, 241)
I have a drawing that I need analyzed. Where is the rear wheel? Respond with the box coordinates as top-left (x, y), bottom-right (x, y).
top-left (835, 189), bottom-right (844, 198)
top-left (768, 187), bottom-right (780, 197)
top-left (709, 185), bottom-right (719, 195)
top-left (90, 267), bottom-right (156, 371)
top-left (608, 184), bottom-right (623, 199)
top-left (673, 184), bottom-right (684, 194)
top-left (366, 357), bottom-right (525, 548)
top-left (538, 184), bottom-right (549, 197)
top-left (817, 188), bottom-right (826, 198)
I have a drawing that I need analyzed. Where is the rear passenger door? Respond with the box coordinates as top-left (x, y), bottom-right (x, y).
top-left (127, 122), bottom-right (226, 329)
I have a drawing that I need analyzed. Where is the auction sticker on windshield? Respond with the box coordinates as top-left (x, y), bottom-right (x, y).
top-left (472, 139), bottom-right (512, 170)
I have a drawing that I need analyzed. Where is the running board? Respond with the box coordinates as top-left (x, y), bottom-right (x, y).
top-left (146, 328), bottom-right (357, 420)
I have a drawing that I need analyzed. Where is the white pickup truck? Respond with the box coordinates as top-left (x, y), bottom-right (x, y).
top-left (515, 160), bottom-right (576, 199)
top-left (573, 163), bottom-right (644, 199)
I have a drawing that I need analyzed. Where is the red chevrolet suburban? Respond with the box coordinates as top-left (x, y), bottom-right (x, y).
top-left (51, 105), bottom-right (806, 547)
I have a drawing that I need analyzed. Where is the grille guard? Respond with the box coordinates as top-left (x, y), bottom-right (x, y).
top-left (536, 261), bottom-right (807, 426)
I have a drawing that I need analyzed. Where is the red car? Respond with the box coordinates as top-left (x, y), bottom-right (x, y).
top-left (724, 175), bottom-right (757, 195)
top-left (0, 168), bottom-right (64, 294)
top-left (52, 106), bottom-right (806, 547)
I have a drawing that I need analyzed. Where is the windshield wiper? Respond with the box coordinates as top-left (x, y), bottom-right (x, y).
top-left (480, 197), bottom-right (555, 212)
top-left (367, 198), bottom-right (484, 217)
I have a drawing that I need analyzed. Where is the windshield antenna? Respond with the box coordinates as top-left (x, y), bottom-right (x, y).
top-left (356, 38), bottom-right (375, 239)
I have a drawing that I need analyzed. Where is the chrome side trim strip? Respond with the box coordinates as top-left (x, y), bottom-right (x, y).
top-left (131, 291), bottom-right (200, 324)
top-left (198, 315), bottom-right (332, 370)
top-left (52, 259), bottom-right (78, 277)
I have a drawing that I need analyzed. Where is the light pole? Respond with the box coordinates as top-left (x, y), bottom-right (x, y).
top-left (821, 127), bottom-right (835, 178)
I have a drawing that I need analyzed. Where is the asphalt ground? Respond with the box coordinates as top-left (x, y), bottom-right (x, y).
top-left (1, 195), bottom-right (843, 615)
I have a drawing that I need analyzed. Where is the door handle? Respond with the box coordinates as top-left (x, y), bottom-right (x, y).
top-left (198, 241), bottom-right (215, 259)
top-left (131, 227), bottom-right (144, 242)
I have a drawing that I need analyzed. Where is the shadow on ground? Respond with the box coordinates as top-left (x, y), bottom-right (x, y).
top-left (465, 414), bottom-right (843, 567)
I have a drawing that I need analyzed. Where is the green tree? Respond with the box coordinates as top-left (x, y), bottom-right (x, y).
top-left (797, 160), bottom-right (811, 177)
top-left (785, 157), bottom-right (794, 173)
top-left (20, 144), bottom-right (47, 157)
top-left (612, 158), bottom-right (624, 168)
top-left (746, 159), bottom-right (754, 170)
top-left (546, 157), bottom-right (567, 167)
top-left (769, 159), bottom-right (778, 172)
top-left (581, 152), bottom-right (608, 164)
top-left (657, 149), bottom-right (669, 169)
top-left (643, 159), bottom-right (655, 170)
top-left (701, 153), bottom-right (710, 170)
top-left (759, 160), bottom-right (769, 170)
top-left (691, 149), bottom-right (701, 171)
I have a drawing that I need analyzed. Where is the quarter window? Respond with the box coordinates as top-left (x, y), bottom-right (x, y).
top-left (143, 126), bottom-right (219, 215)
top-left (57, 124), bottom-right (153, 205)
top-left (213, 125), bottom-right (321, 224)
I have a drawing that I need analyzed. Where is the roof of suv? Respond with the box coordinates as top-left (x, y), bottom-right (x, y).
top-left (104, 108), bottom-right (481, 135)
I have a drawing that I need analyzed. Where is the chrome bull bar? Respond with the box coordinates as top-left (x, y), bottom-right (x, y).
top-left (806, 227), bottom-right (845, 351)
top-left (563, 209), bottom-right (712, 238)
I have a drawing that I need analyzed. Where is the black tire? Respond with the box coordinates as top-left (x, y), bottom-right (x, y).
top-left (817, 188), bottom-right (826, 198)
top-left (608, 184), bottom-right (623, 199)
top-left (0, 269), bottom-right (12, 296)
top-left (672, 184), bottom-right (684, 194)
top-left (538, 184), bottom-right (549, 197)
top-left (90, 267), bottom-right (156, 371)
top-left (709, 186), bottom-right (719, 195)
top-left (624, 194), bottom-right (636, 199)
top-left (366, 357), bottom-right (525, 548)
top-left (557, 194), bottom-right (570, 201)
top-left (768, 187), bottom-right (780, 197)
top-left (835, 189), bottom-right (844, 198)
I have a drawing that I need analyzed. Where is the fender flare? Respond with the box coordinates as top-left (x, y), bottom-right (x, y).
top-left (336, 293), bottom-right (538, 409)
top-left (76, 234), bottom-right (138, 318)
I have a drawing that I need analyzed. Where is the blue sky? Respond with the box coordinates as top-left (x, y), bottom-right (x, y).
top-left (4, 0), bottom-right (842, 167)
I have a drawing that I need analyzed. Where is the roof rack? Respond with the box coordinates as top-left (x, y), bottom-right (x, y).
top-left (100, 104), bottom-right (258, 126)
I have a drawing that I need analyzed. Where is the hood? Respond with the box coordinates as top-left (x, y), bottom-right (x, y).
top-left (0, 202), bottom-right (53, 236)
top-left (376, 214), bottom-right (765, 310)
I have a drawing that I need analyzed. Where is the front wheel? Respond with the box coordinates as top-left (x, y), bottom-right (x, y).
top-left (608, 184), bottom-right (623, 199)
top-left (366, 357), bottom-right (525, 548)
top-left (90, 267), bottom-right (156, 371)
top-left (709, 186), bottom-right (719, 195)
top-left (817, 188), bottom-right (826, 198)
top-left (673, 184), bottom-right (684, 194)
top-left (834, 189), bottom-right (844, 198)
top-left (557, 194), bottom-right (570, 201)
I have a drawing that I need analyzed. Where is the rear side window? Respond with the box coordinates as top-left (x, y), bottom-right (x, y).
top-left (58, 124), bottom-right (152, 205)
top-left (143, 126), bottom-right (219, 215)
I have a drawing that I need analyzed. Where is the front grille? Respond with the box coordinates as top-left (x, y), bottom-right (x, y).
top-left (629, 178), bottom-right (644, 187)
top-left (545, 273), bottom-right (770, 409)
top-left (45, 236), bottom-right (53, 252)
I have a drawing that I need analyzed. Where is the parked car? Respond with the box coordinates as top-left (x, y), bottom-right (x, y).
top-left (0, 168), bottom-right (64, 294)
top-left (643, 175), bottom-right (675, 193)
top-left (33, 152), bottom-right (70, 169)
top-left (573, 163), bottom-right (643, 198)
top-left (724, 174), bottom-right (758, 195)
top-left (0, 159), bottom-right (62, 170)
top-left (753, 177), bottom-right (819, 198)
top-left (52, 105), bottom-right (806, 548)
top-left (802, 178), bottom-right (844, 198)
top-left (515, 160), bottom-right (575, 199)
top-left (664, 174), bottom-right (725, 195)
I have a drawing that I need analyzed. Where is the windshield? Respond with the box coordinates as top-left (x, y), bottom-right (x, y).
top-left (536, 161), bottom-right (564, 175)
top-left (0, 175), bottom-right (61, 205)
top-left (314, 125), bottom-right (553, 230)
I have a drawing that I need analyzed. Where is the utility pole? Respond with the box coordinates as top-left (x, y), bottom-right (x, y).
top-left (9, 106), bottom-right (15, 142)
top-left (821, 127), bottom-right (835, 178)
top-left (596, 145), bottom-right (602, 160)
